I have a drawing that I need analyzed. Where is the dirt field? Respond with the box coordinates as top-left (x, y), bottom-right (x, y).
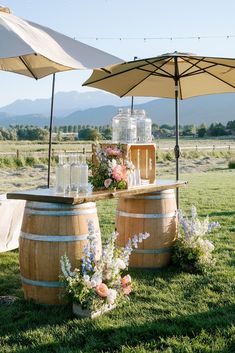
top-left (0, 155), bottom-right (231, 194)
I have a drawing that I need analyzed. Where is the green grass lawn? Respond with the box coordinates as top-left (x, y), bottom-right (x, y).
top-left (0, 170), bottom-right (234, 353)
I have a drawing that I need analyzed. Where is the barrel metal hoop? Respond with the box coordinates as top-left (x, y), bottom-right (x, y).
top-left (116, 210), bottom-right (176, 219)
top-left (25, 208), bottom-right (97, 216)
top-left (133, 247), bottom-right (172, 254)
top-left (26, 201), bottom-right (96, 210)
top-left (20, 231), bottom-right (91, 242)
top-left (21, 276), bottom-right (65, 288)
top-left (126, 194), bottom-right (175, 200)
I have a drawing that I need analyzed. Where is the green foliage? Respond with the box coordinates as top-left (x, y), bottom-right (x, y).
top-left (13, 157), bottom-right (25, 167)
top-left (25, 156), bottom-right (39, 166)
top-left (78, 127), bottom-right (102, 141)
top-left (1, 156), bottom-right (14, 168)
top-left (172, 237), bottom-right (205, 273)
top-left (228, 158), bottom-right (235, 169)
top-left (16, 126), bottom-right (49, 141)
top-left (164, 151), bottom-right (174, 161)
top-left (0, 155), bottom-right (46, 168)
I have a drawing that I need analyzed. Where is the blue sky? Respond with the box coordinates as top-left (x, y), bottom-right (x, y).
top-left (1, 0), bottom-right (235, 106)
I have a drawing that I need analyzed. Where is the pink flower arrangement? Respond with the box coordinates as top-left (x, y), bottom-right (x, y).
top-left (91, 143), bottom-right (132, 190)
top-left (112, 165), bottom-right (127, 182)
top-left (60, 220), bottom-right (150, 316)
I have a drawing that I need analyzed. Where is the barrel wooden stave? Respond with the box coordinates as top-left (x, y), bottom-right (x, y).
top-left (116, 189), bottom-right (177, 268)
top-left (19, 201), bottom-right (101, 305)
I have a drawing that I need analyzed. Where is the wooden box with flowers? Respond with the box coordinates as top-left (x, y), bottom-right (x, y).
top-left (90, 143), bottom-right (156, 190)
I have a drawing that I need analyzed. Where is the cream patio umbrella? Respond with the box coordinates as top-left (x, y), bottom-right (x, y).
top-left (83, 51), bottom-right (235, 206)
top-left (0, 6), bottom-right (123, 186)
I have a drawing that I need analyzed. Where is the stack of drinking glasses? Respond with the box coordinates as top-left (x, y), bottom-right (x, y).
top-left (55, 149), bottom-right (89, 195)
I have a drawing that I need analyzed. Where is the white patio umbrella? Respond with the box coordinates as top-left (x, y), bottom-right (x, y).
top-left (83, 51), bottom-right (235, 206)
top-left (0, 6), bottom-right (123, 186)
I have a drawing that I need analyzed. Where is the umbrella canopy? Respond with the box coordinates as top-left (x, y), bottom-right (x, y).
top-left (0, 7), bottom-right (122, 78)
top-left (83, 51), bottom-right (235, 97)
top-left (83, 51), bottom-right (235, 206)
top-left (0, 6), bottom-right (122, 187)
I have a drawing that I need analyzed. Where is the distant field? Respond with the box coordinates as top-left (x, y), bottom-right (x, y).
top-left (0, 138), bottom-right (235, 158)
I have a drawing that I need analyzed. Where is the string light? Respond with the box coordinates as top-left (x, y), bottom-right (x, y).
top-left (75, 34), bottom-right (235, 41)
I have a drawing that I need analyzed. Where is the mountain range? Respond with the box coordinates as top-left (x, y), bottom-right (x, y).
top-left (0, 91), bottom-right (235, 127)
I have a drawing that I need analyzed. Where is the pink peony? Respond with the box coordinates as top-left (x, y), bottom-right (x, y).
top-left (104, 178), bottom-right (112, 188)
top-left (112, 165), bottom-right (127, 182)
top-left (121, 274), bottom-right (132, 287)
top-left (123, 285), bottom-right (132, 295)
top-left (106, 147), bottom-right (122, 158)
top-left (95, 283), bottom-right (109, 298)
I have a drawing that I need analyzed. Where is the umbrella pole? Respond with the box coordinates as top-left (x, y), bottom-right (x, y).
top-left (131, 96), bottom-right (134, 114)
top-left (174, 78), bottom-right (180, 209)
top-left (130, 57), bottom-right (138, 114)
top-left (47, 73), bottom-right (56, 188)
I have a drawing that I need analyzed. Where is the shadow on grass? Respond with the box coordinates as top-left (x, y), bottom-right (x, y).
top-left (1, 302), bottom-right (234, 353)
top-left (208, 211), bottom-right (235, 217)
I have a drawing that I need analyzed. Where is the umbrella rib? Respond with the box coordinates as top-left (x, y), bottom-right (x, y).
top-left (119, 68), bottom-right (160, 97)
top-left (144, 57), bottom-right (175, 78)
top-left (84, 57), bottom-right (174, 86)
top-left (137, 68), bottom-right (171, 78)
top-left (19, 56), bottom-right (38, 80)
top-left (183, 58), bottom-right (235, 89)
top-left (178, 56), bottom-right (208, 77)
top-left (182, 64), bottom-right (218, 77)
top-left (119, 58), bottom-right (174, 97)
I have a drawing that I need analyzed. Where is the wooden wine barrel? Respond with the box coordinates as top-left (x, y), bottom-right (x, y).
top-left (19, 201), bottom-right (101, 305)
top-left (116, 189), bottom-right (178, 268)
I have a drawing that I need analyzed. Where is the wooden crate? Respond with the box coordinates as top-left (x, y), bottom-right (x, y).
top-left (92, 143), bottom-right (156, 187)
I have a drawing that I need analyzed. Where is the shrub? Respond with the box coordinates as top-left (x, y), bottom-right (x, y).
top-left (164, 151), bottom-right (174, 161)
top-left (2, 157), bottom-right (14, 168)
top-left (25, 156), bottom-right (39, 167)
top-left (228, 159), bottom-right (235, 169)
top-left (13, 157), bottom-right (25, 167)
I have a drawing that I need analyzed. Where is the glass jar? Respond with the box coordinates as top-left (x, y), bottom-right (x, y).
top-left (112, 109), bottom-right (121, 143)
top-left (136, 109), bottom-right (152, 143)
top-left (112, 108), bottom-right (137, 143)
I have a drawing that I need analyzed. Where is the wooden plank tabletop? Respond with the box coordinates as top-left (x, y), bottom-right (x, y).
top-left (7, 179), bottom-right (187, 204)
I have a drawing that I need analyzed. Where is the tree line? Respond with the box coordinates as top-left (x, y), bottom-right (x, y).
top-left (0, 121), bottom-right (234, 141)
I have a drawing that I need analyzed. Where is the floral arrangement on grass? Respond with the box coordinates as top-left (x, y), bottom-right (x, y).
top-left (89, 144), bottom-right (134, 190)
top-left (172, 206), bottom-right (220, 273)
top-left (60, 220), bottom-right (150, 317)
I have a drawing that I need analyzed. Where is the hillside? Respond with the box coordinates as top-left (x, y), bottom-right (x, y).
top-left (0, 91), bottom-right (235, 127)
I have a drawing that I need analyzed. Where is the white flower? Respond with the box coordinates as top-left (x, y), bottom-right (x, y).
top-left (115, 258), bottom-right (126, 270)
top-left (107, 288), bottom-right (117, 305)
top-left (83, 274), bottom-right (92, 288)
top-left (90, 273), bottom-right (102, 287)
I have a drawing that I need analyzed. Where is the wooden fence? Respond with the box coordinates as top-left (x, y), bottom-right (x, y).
top-left (0, 144), bottom-right (235, 158)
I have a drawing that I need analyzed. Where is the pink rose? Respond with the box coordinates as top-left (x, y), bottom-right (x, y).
top-left (95, 283), bottom-right (109, 298)
top-left (106, 147), bottom-right (114, 156)
top-left (112, 165), bottom-right (127, 182)
top-left (121, 274), bottom-right (132, 287)
top-left (123, 285), bottom-right (132, 295)
top-left (104, 178), bottom-right (112, 188)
